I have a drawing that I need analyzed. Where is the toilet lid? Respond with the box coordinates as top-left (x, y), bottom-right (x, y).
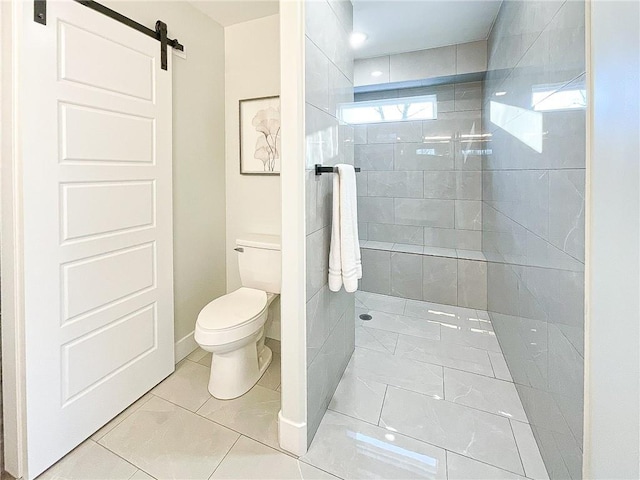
top-left (197, 287), bottom-right (268, 330)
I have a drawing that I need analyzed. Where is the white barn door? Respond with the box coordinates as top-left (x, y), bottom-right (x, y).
top-left (17, 1), bottom-right (174, 477)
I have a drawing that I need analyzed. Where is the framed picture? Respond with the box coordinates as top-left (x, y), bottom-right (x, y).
top-left (239, 95), bottom-right (281, 175)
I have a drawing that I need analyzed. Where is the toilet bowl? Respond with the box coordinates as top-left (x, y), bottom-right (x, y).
top-left (195, 288), bottom-right (277, 399)
top-left (195, 234), bottom-right (281, 400)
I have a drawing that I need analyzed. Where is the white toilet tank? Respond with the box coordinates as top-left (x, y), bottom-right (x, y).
top-left (236, 234), bottom-right (281, 294)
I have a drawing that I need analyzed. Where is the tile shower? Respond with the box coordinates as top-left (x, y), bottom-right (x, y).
top-left (352, 1), bottom-right (586, 478)
top-left (304, 0), bottom-right (356, 443)
top-left (483, 2), bottom-right (586, 479)
top-left (356, 81), bottom-right (488, 310)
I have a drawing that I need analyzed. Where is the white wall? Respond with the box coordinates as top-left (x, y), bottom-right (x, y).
top-left (278, 0), bottom-right (308, 455)
top-left (224, 14), bottom-right (281, 290)
top-left (584, 1), bottom-right (640, 477)
top-left (103, 1), bottom-right (227, 345)
top-left (224, 14), bottom-right (281, 338)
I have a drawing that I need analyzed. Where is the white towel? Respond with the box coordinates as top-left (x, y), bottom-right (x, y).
top-left (328, 164), bottom-right (362, 293)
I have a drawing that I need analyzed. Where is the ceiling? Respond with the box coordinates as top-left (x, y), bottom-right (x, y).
top-left (190, 0), bottom-right (279, 27)
top-left (353, 0), bottom-right (502, 59)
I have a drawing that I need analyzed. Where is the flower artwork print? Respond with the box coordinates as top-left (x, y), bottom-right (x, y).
top-left (239, 96), bottom-right (281, 175)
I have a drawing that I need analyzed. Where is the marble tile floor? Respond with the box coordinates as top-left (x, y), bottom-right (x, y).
top-left (37, 293), bottom-right (549, 480)
top-left (315, 291), bottom-right (549, 480)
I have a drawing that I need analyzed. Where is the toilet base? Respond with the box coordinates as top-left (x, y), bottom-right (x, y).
top-left (207, 341), bottom-right (273, 400)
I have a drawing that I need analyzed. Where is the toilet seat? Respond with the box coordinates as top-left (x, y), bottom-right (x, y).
top-left (197, 287), bottom-right (268, 331)
top-left (195, 288), bottom-right (270, 347)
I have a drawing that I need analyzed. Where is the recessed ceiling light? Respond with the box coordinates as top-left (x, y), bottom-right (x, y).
top-left (371, 70), bottom-right (383, 77)
top-left (350, 32), bottom-right (367, 48)
top-left (495, 91), bottom-right (507, 96)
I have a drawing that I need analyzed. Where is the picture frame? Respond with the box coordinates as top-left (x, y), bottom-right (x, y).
top-left (239, 95), bottom-right (281, 175)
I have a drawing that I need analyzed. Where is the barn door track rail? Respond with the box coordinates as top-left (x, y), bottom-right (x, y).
top-left (33, 0), bottom-right (184, 70)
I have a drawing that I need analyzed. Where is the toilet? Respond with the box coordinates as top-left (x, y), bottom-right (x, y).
top-left (195, 234), bottom-right (281, 400)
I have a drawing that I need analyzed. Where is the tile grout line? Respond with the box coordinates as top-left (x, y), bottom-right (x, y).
top-left (377, 385), bottom-right (389, 426)
top-left (143, 392), bottom-right (288, 459)
top-left (297, 454), bottom-right (346, 480)
top-left (325, 407), bottom-right (380, 429)
top-left (445, 449), bottom-right (449, 480)
top-left (92, 437), bottom-right (156, 480)
top-left (442, 366), bottom-right (447, 400)
top-left (382, 382), bottom-right (530, 426)
top-left (486, 349), bottom-right (497, 378)
top-left (444, 447), bottom-right (536, 480)
top-left (383, 345), bottom-right (496, 379)
top-left (326, 408), bottom-right (529, 479)
top-left (206, 435), bottom-right (242, 480)
top-left (92, 393), bottom-right (154, 442)
top-left (509, 418), bottom-right (528, 478)
top-left (354, 336), bottom-right (503, 381)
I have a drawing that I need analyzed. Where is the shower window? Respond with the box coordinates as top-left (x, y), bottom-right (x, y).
top-left (339, 94), bottom-right (437, 124)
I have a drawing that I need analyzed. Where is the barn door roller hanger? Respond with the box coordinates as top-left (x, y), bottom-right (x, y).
top-left (33, 0), bottom-right (184, 70)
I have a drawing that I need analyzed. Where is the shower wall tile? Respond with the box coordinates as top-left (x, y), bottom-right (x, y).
top-left (368, 171), bottom-right (423, 198)
top-left (456, 41), bottom-right (487, 75)
top-left (487, 263), bottom-right (521, 316)
top-left (307, 309), bottom-right (353, 437)
top-left (367, 121), bottom-right (422, 144)
top-left (361, 248), bottom-right (391, 295)
top-left (368, 223), bottom-right (423, 246)
top-left (484, 2), bottom-right (586, 476)
top-left (390, 252), bottom-right (423, 300)
top-left (421, 227), bottom-right (482, 251)
top-left (305, 0), bottom-right (354, 445)
top-left (455, 230), bottom-right (482, 250)
top-left (422, 255), bottom-right (457, 305)
top-left (354, 125), bottom-right (367, 144)
top-left (358, 222), bottom-right (368, 241)
top-left (360, 247), bottom-right (489, 308)
top-left (306, 226), bottom-right (330, 302)
top-left (357, 197), bottom-right (394, 224)
top-left (405, 84), bottom-right (455, 113)
top-left (457, 259), bottom-right (487, 309)
top-left (346, 91), bottom-right (485, 256)
top-left (455, 200), bottom-right (482, 231)
top-left (305, 104), bottom-right (339, 169)
top-left (454, 81), bottom-right (483, 111)
top-left (329, 66), bottom-right (353, 117)
top-left (389, 45), bottom-right (456, 83)
top-left (355, 169), bottom-right (368, 196)
top-left (423, 171), bottom-right (456, 199)
top-left (422, 227), bottom-right (459, 249)
top-left (305, 0), bottom-right (352, 80)
top-left (327, 0), bottom-right (353, 39)
top-left (355, 144), bottom-right (394, 171)
top-left (355, 41), bottom-right (487, 88)
top-left (354, 56), bottom-right (390, 86)
top-left (306, 171), bottom-right (332, 235)
top-left (548, 169), bottom-right (585, 262)
top-left (394, 143), bottom-right (454, 171)
top-left (305, 37), bottom-right (330, 112)
top-left (455, 145), bottom-right (483, 171)
top-left (307, 285), bottom-right (347, 366)
top-left (395, 199), bottom-right (454, 228)
top-left (456, 172), bottom-right (482, 200)
top-left (340, 125), bottom-right (355, 165)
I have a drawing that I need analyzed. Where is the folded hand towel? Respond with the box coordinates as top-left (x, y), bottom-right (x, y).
top-left (328, 164), bottom-right (362, 293)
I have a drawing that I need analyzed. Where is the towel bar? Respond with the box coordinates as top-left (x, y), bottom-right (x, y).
top-left (315, 164), bottom-right (361, 175)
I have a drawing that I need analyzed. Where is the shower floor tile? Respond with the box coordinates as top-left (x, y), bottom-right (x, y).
top-left (302, 410), bottom-right (448, 480)
top-left (306, 299), bottom-right (548, 480)
top-left (379, 386), bottom-right (524, 474)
